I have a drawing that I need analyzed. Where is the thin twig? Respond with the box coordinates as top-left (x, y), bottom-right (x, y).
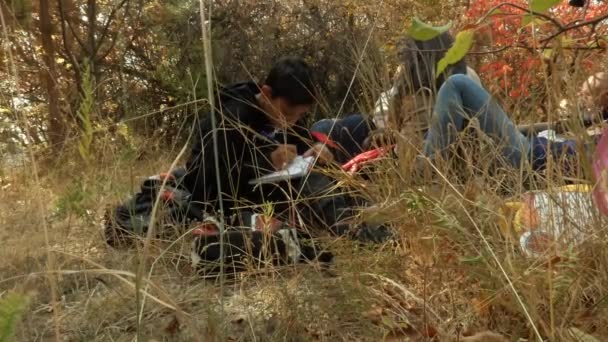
top-left (94, 0), bottom-right (130, 56)
top-left (541, 12), bottom-right (608, 43)
top-left (468, 44), bottom-right (606, 55)
top-left (476, 2), bottom-right (564, 29)
top-left (64, 12), bottom-right (89, 53)
top-left (57, 0), bottom-right (82, 86)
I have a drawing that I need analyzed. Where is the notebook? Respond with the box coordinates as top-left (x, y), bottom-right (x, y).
top-left (249, 156), bottom-right (315, 185)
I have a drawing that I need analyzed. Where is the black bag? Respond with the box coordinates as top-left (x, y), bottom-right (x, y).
top-left (103, 170), bottom-right (334, 274)
top-left (103, 168), bottom-right (206, 246)
top-left (190, 227), bottom-right (334, 275)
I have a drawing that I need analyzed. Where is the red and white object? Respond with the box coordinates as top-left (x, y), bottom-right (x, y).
top-left (342, 146), bottom-right (392, 174)
top-left (592, 126), bottom-right (608, 216)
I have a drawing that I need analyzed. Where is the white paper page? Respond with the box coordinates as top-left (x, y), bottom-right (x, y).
top-left (249, 156), bottom-right (314, 185)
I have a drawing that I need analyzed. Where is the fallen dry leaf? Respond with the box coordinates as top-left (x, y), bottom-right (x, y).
top-left (471, 297), bottom-right (490, 317)
top-left (566, 327), bottom-right (601, 342)
top-left (164, 314), bottom-right (180, 335)
top-left (460, 331), bottom-right (509, 342)
top-left (363, 306), bottom-right (384, 324)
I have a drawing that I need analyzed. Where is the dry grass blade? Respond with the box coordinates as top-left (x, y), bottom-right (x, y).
top-left (0, 5), bottom-right (62, 342)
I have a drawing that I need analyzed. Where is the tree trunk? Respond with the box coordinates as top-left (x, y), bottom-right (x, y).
top-left (39, 0), bottom-right (65, 148)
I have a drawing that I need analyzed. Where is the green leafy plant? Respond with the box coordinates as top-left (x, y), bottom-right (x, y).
top-left (0, 293), bottom-right (29, 342)
top-left (53, 179), bottom-right (93, 220)
top-left (76, 61), bottom-right (95, 164)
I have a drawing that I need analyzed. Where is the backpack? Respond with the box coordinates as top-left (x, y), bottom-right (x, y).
top-left (103, 168), bottom-right (206, 246)
top-left (190, 219), bottom-right (334, 275)
top-left (103, 170), bottom-right (334, 273)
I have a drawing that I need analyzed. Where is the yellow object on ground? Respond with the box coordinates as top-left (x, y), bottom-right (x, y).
top-left (500, 184), bottom-right (600, 257)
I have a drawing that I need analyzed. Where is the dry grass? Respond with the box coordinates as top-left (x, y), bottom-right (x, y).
top-left (2, 9), bottom-right (608, 340)
top-left (2, 116), bottom-right (608, 341)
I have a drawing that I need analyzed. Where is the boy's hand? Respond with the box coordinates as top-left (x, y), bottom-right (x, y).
top-left (304, 143), bottom-right (334, 165)
top-left (270, 144), bottom-right (297, 170)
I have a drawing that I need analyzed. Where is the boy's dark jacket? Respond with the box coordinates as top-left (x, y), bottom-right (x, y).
top-left (183, 82), bottom-right (312, 215)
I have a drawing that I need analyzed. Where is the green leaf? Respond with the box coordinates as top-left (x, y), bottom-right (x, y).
top-left (542, 48), bottom-right (553, 59)
top-left (489, 8), bottom-right (503, 16)
top-left (407, 17), bottom-right (452, 41)
top-left (529, 0), bottom-right (561, 12)
top-left (436, 30), bottom-right (474, 77)
top-left (561, 36), bottom-right (575, 48)
top-left (522, 14), bottom-right (546, 26)
top-left (587, 38), bottom-right (606, 48)
top-left (78, 143), bottom-right (89, 161)
top-left (459, 255), bottom-right (484, 264)
top-left (0, 292), bottom-right (29, 342)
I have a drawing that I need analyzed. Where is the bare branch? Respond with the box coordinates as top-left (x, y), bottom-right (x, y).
top-left (57, 0), bottom-right (82, 89)
top-left (469, 43), bottom-right (606, 55)
top-left (541, 11), bottom-right (608, 42)
top-left (64, 13), bottom-right (88, 52)
top-left (95, 0), bottom-right (130, 56)
top-left (476, 2), bottom-right (564, 30)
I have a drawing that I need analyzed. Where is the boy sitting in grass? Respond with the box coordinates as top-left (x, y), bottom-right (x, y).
top-left (183, 56), bottom-right (332, 218)
top-left (183, 56), bottom-right (386, 240)
top-left (105, 57), bottom-right (391, 248)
